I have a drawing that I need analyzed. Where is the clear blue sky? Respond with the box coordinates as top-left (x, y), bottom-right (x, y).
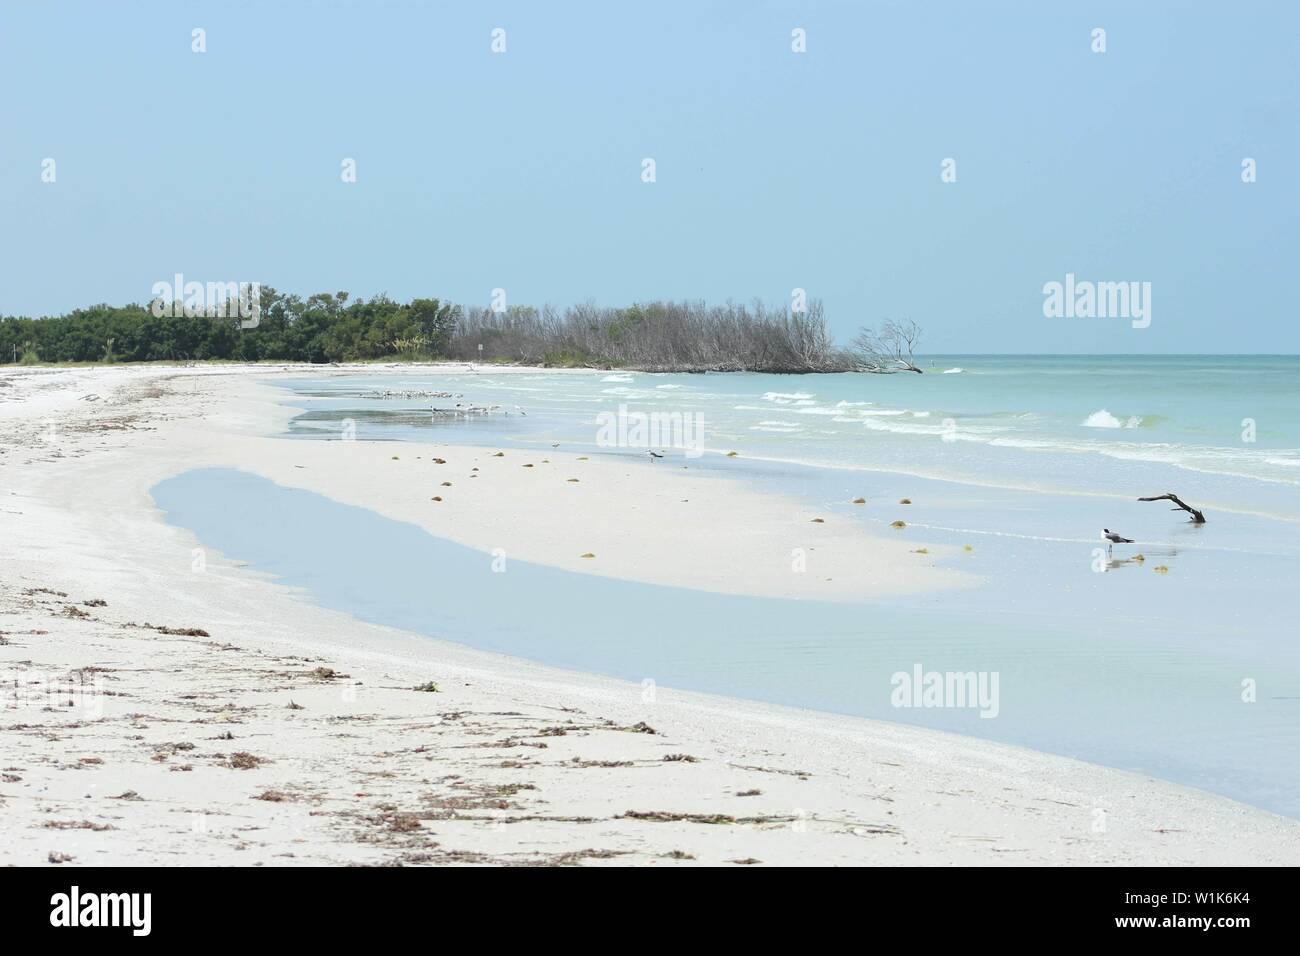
top-left (2, 1), bottom-right (1296, 353)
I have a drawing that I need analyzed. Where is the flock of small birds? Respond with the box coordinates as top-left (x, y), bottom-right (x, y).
top-left (421, 395), bottom-right (1163, 569)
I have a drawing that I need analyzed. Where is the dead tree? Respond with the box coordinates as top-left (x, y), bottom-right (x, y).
top-left (851, 319), bottom-right (923, 373)
top-left (1138, 493), bottom-right (1206, 524)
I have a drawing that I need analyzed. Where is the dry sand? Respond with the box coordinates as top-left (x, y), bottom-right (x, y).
top-left (1, 363), bottom-right (1297, 866)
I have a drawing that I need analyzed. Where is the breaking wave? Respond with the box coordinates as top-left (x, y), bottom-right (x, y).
top-left (1082, 409), bottom-right (1147, 429)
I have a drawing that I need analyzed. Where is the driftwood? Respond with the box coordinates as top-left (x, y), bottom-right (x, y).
top-left (1138, 493), bottom-right (1206, 524)
top-left (851, 319), bottom-right (924, 374)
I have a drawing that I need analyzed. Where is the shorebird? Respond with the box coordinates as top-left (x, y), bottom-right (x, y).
top-left (648, 450), bottom-right (664, 461)
top-left (1102, 528), bottom-right (1134, 550)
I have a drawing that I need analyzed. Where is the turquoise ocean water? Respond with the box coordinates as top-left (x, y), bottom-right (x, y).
top-left (152, 357), bottom-right (1300, 815)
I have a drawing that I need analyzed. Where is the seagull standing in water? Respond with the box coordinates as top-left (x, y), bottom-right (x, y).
top-left (1102, 528), bottom-right (1134, 552)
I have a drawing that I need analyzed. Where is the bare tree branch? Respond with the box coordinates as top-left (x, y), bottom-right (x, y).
top-left (850, 319), bottom-right (923, 373)
top-left (1137, 493), bottom-right (1206, 524)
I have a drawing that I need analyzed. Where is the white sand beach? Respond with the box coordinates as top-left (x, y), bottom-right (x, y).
top-left (2, 363), bottom-right (1297, 866)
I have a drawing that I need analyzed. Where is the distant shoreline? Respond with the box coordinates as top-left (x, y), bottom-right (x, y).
top-left (5, 352), bottom-right (1297, 372)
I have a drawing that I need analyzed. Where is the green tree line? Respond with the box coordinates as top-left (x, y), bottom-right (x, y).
top-left (0, 288), bottom-right (458, 365)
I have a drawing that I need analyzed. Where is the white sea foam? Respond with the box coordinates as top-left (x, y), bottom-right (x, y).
top-left (762, 391), bottom-right (814, 404)
top-left (601, 374), bottom-right (634, 383)
top-left (942, 367), bottom-right (964, 374)
top-left (1082, 409), bottom-right (1144, 429)
top-left (989, 437), bottom-right (1059, 450)
top-left (859, 418), bottom-right (987, 439)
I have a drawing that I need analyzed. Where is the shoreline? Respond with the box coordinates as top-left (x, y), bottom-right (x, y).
top-left (2, 363), bottom-right (1298, 865)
